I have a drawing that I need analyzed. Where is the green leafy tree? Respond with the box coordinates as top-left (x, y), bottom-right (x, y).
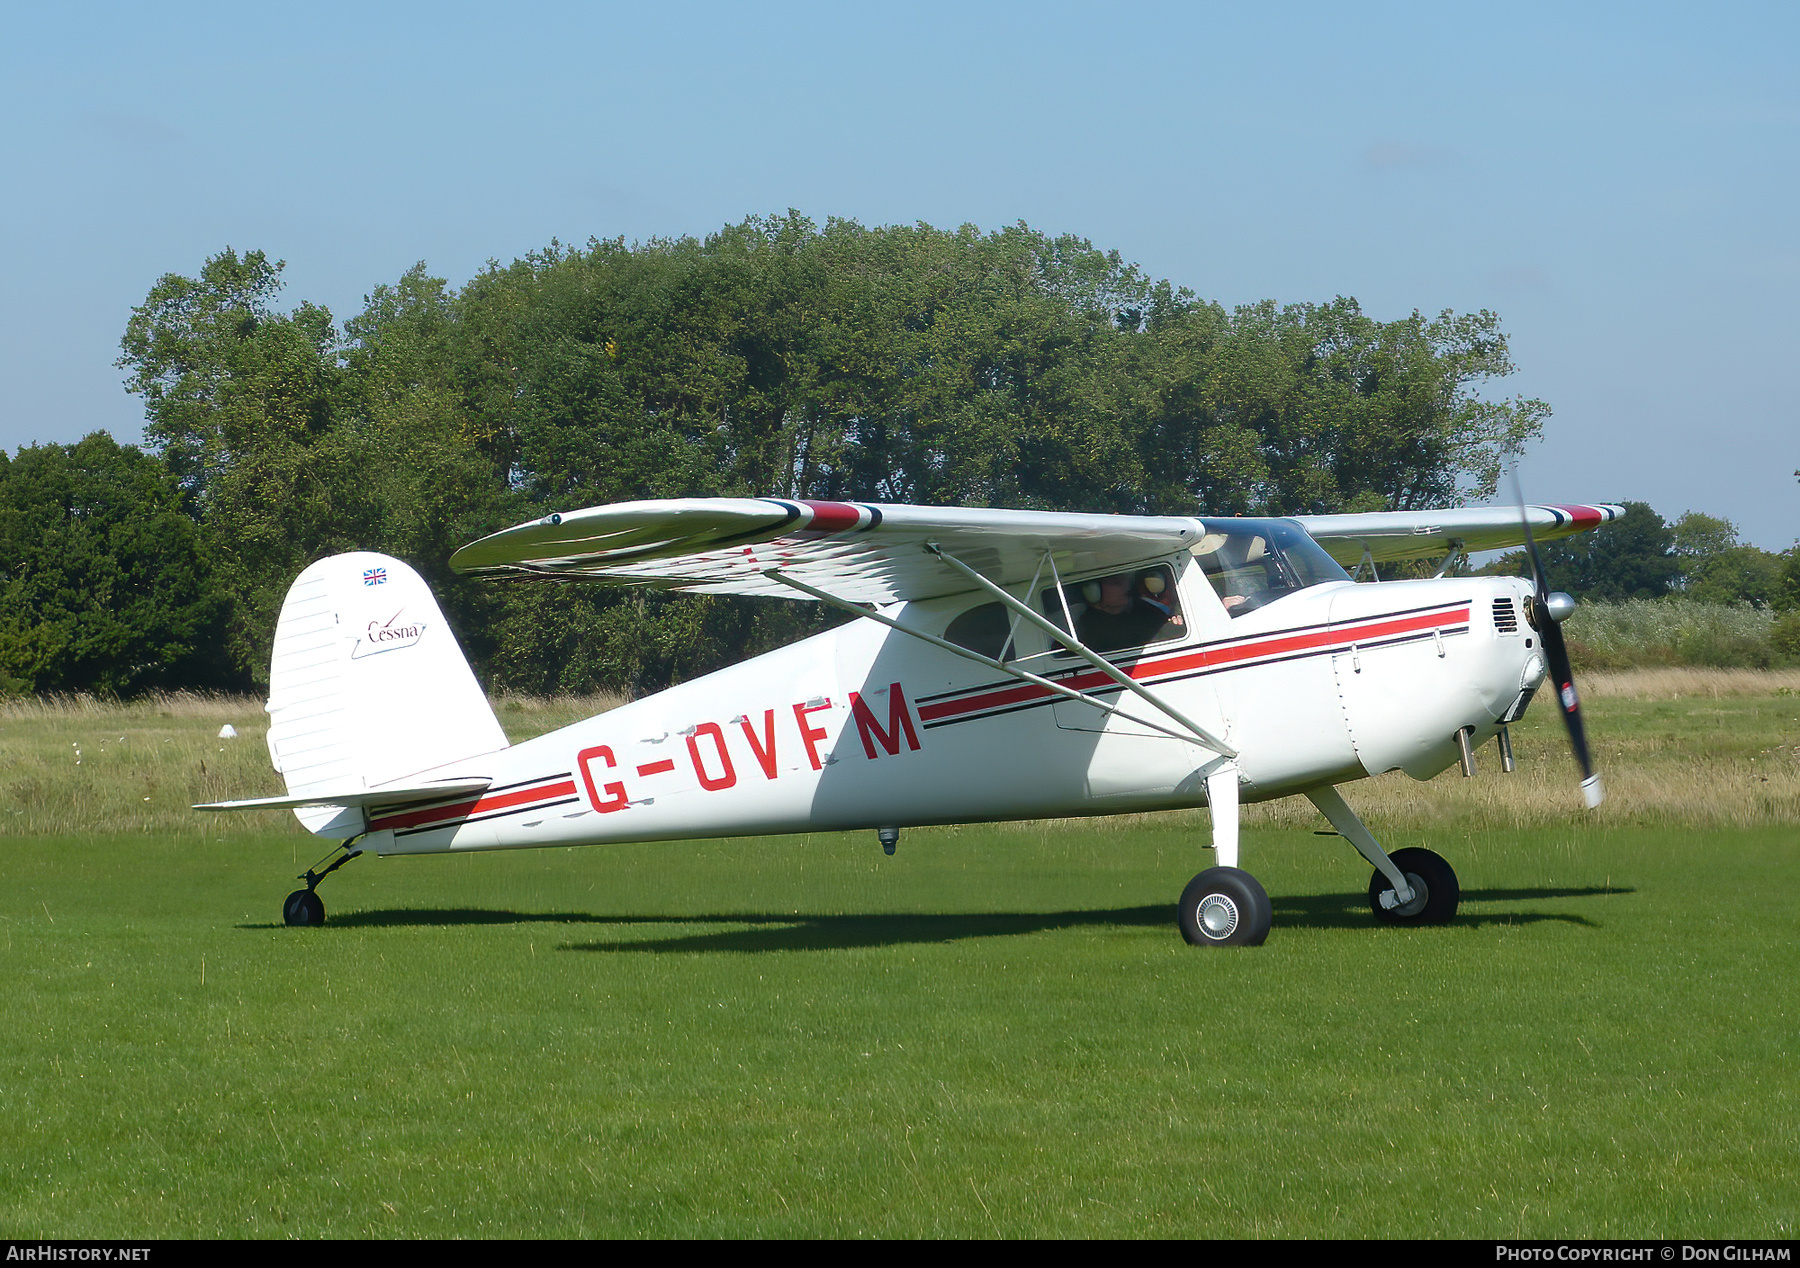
top-left (1780, 549), bottom-right (1800, 611)
top-left (116, 221), bottom-right (1561, 696)
top-left (1578, 501), bottom-right (1682, 599)
top-left (1672, 512), bottom-right (1786, 606)
top-left (117, 250), bottom-right (348, 679)
top-left (1783, 468), bottom-right (1800, 611)
top-left (119, 252), bottom-right (510, 686)
top-left (1148, 299), bottom-right (1547, 516)
top-left (0, 434), bottom-right (230, 695)
top-left (1671, 511), bottom-right (1737, 563)
top-left (118, 249), bottom-right (340, 504)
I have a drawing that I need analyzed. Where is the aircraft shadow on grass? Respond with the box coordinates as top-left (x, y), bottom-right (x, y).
top-left (266, 885), bottom-right (1625, 950)
top-left (1271, 886), bottom-right (1623, 936)
top-left (277, 905), bottom-right (1170, 950)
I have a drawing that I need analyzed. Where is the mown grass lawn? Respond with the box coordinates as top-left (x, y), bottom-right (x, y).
top-left (3, 812), bottom-right (1794, 1237)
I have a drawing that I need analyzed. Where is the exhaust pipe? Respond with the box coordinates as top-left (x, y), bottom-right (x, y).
top-left (1455, 726), bottom-right (1477, 778)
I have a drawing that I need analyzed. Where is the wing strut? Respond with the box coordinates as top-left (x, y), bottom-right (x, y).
top-left (921, 544), bottom-right (1237, 759)
top-left (764, 568), bottom-right (1212, 749)
top-left (1432, 540), bottom-right (1466, 579)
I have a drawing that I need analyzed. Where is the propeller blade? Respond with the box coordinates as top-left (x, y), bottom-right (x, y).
top-left (1510, 473), bottom-right (1550, 601)
top-left (1539, 614), bottom-right (1604, 807)
top-left (1511, 471), bottom-right (1604, 808)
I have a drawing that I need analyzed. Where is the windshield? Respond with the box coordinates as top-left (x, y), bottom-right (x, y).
top-left (1192, 518), bottom-right (1349, 617)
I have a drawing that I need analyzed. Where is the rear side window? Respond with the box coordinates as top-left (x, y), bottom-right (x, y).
top-left (944, 601), bottom-right (1016, 660)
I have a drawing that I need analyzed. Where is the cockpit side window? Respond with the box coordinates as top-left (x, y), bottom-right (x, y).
top-left (1041, 564), bottom-right (1185, 654)
top-left (1192, 519), bottom-right (1350, 617)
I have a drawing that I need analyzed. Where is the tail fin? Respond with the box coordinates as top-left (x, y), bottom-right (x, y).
top-left (265, 552), bottom-right (508, 836)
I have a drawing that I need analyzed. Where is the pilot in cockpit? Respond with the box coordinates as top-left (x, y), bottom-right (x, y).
top-left (1075, 570), bottom-right (1184, 652)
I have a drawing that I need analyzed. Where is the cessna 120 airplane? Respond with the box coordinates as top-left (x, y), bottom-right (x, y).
top-left (199, 497), bottom-right (1620, 946)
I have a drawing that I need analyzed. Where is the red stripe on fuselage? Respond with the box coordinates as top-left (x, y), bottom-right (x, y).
top-left (369, 779), bottom-right (577, 832)
top-left (916, 605), bottom-right (1471, 723)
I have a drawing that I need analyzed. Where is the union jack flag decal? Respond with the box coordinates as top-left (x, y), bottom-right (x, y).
top-left (363, 567), bottom-right (387, 587)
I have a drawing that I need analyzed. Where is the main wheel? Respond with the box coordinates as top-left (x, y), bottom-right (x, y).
top-left (1178, 867), bottom-right (1272, 947)
top-left (283, 889), bottom-right (325, 927)
top-left (1368, 847), bottom-right (1459, 925)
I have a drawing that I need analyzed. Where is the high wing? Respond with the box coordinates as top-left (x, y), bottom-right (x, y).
top-left (450, 498), bottom-right (1202, 604)
top-left (1294, 503), bottom-right (1624, 568)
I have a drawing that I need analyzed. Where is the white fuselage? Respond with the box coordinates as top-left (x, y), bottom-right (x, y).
top-left (361, 554), bottom-right (1547, 858)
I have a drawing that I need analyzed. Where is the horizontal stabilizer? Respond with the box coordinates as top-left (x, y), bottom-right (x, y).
top-left (195, 778), bottom-right (492, 814)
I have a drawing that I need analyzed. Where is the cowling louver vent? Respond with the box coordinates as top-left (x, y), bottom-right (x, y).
top-left (1493, 597), bottom-right (1519, 634)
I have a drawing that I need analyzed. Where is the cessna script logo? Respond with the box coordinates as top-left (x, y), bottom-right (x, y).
top-left (351, 608), bottom-right (427, 659)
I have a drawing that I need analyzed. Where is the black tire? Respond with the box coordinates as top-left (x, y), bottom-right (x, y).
top-left (1178, 867), bottom-right (1272, 947)
top-left (283, 889), bottom-right (325, 927)
top-left (1368, 847), bottom-right (1459, 925)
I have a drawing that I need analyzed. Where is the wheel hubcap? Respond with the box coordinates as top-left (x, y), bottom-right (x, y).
top-left (1198, 894), bottom-right (1239, 939)
top-left (1387, 872), bottom-right (1428, 918)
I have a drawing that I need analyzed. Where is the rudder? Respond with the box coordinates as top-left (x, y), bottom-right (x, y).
top-left (265, 552), bottom-right (508, 836)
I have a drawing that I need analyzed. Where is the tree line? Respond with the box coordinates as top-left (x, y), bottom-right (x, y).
top-left (5, 212), bottom-right (1775, 699)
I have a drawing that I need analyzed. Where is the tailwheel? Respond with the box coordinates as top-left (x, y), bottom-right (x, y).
top-left (1179, 867), bottom-right (1272, 947)
top-left (281, 839), bottom-right (363, 927)
top-left (283, 889), bottom-right (325, 927)
top-left (1369, 847), bottom-right (1459, 925)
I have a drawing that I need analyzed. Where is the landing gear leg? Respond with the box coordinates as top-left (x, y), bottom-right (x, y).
top-left (282, 838), bottom-right (364, 928)
top-left (1306, 785), bottom-right (1460, 925)
top-left (1207, 761), bottom-right (1240, 869)
top-left (1179, 762), bottom-right (1272, 947)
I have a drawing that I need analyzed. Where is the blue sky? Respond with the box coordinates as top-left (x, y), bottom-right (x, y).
top-left (2, 1), bottom-right (1794, 545)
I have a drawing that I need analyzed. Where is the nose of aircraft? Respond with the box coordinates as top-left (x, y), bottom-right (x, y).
top-left (1326, 574), bottom-right (1551, 782)
top-left (1498, 576), bottom-right (1551, 717)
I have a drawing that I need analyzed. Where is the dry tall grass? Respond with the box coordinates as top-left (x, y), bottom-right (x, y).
top-left (0, 692), bottom-right (280, 839)
top-left (1578, 667), bottom-right (1800, 699)
top-left (0, 690), bottom-right (254, 722)
top-left (490, 690), bottom-right (630, 735)
top-left (1240, 756), bottom-right (1800, 832)
top-left (0, 690), bottom-right (627, 840)
top-left (2, 672), bottom-right (1794, 838)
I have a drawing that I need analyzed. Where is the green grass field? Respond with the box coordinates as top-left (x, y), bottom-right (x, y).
top-left (2, 676), bottom-right (1796, 1237)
